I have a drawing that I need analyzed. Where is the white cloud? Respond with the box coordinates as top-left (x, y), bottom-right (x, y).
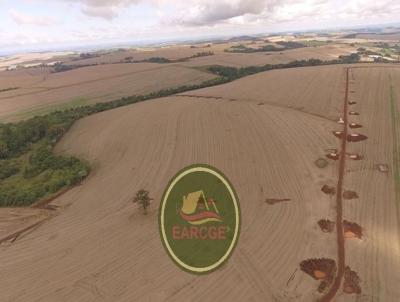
top-left (9, 9), bottom-right (59, 26)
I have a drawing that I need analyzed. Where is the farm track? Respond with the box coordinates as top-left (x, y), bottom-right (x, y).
top-left (319, 68), bottom-right (350, 302)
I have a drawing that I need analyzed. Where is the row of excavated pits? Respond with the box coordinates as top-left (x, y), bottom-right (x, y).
top-left (301, 80), bottom-right (366, 298)
top-left (300, 259), bottom-right (361, 294)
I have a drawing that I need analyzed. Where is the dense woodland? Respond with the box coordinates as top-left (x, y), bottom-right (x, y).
top-left (225, 41), bottom-right (306, 53)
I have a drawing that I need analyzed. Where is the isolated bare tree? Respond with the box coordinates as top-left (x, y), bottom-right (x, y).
top-left (132, 189), bottom-right (153, 215)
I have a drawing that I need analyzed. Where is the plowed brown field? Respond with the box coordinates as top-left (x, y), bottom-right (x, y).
top-left (0, 63), bottom-right (214, 121)
top-left (0, 64), bottom-right (399, 302)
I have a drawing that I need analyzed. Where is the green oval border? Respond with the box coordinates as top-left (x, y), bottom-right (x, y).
top-left (158, 164), bottom-right (241, 275)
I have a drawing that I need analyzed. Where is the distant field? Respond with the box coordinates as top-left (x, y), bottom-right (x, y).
top-left (0, 63), bottom-right (215, 122)
top-left (0, 51), bottom-right (73, 71)
top-left (355, 33), bottom-right (400, 41)
top-left (183, 44), bottom-right (356, 67)
top-left (0, 41), bottom-right (358, 121)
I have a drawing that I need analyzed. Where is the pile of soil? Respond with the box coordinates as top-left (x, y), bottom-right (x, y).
top-left (348, 101), bottom-right (357, 105)
top-left (343, 190), bottom-right (359, 200)
top-left (300, 258), bottom-right (337, 293)
top-left (318, 219), bottom-right (335, 233)
top-left (321, 185), bottom-right (336, 195)
top-left (326, 152), bottom-right (339, 160)
top-left (347, 133), bottom-right (368, 142)
top-left (349, 123), bottom-right (362, 129)
top-left (265, 198), bottom-right (291, 205)
top-left (333, 131), bottom-right (344, 139)
top-left (343, 266), bottom-right (361, 294)
top-left (377, 164), bottom-right (389, 173)
top-left (349, 111), bottom-right (360, 115)
top-left (343, 220), bottom-right (362, 239)
top-left (347, 153), bottom-right (363, 160)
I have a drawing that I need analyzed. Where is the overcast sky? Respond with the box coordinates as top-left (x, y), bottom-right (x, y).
top-left (0, 0), bottom-right (399, 53)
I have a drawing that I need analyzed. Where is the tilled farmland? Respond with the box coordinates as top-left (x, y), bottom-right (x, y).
top-left (0, 64), bottom-right (399, 301)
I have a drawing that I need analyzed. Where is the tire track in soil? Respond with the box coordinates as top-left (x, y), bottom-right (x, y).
top-left (319, 67), bottom-right (350, 302)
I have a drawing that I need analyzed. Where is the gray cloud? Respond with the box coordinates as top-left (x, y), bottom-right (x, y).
top-left (80, 5), bottom-right (119, 19)
top-left (165, 0), bottom-right (327, 26)
top-left (57, 0), bottom-right (400, 25)
top-left (61, 0), bottom-right (143, 19)
top-left (165, 0), bottom-right (400, 27)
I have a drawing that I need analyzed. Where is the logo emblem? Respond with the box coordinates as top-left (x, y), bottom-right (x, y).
top-left (159, 164), bottom-right (241, 274)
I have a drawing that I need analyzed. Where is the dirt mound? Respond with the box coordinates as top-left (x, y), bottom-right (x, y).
top-left (343, 190), bottom-right (359, 200)
top-left (318, 219), bottom-right (335, 233)
top-left (348, 101), bottom-right (357, 105)
top-left (265, 198), bottom-right (291, 205)
top-left (300, 258), bottom-right (337, 293)
top-left (321, 185), bottom-right (336, 195)
top-left (343, 220), bottom-right (363, 239)
top-left (377, 164), bottom-right (389, 173)
top-left (333, 131), bottom-right (344, 139)
top-left (343, 266), bottom-right (361, 294)
top-left (315, 158), bottom-right (329, 168)
top-left (326, 152), bottom-right (339, 160)
top-left (347, 153), bottom-right (363, 160)
top-left (349, 111), bottom-right (360, 115)
top-left (349, 123), bottom-right (362, 129)
top-left (347, 133), bottom-right (368, 142)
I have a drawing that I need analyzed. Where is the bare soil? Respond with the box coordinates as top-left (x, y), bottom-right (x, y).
top-left (321, 185), bottom-right (336, 195)
top-left (347, 133), bottom-right (368, 142)
top-left (343, 266), bottom-right (361, 294)
top-left (265, 198), bottom-right (291, 205)
top-left (317, 219), bottom-right (335, 233)
top-left (343, 190), bottom-right (359, 200)
top-left (315, 158), bottom-right (329, 167)
top-left (300, 258), bottom-right (337, 293)
top-left (343, 220), bottom-right (363, 239)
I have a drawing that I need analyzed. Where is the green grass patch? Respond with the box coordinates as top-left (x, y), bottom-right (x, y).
top-left (300, 40), bottom-right (329, 47)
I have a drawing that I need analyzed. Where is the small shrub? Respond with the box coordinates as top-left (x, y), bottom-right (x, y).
top-left (132, 189), bottom-right (153, 215)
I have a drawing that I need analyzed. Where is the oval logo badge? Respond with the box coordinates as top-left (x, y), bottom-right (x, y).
top-left (159, 164), bottom-right (241, 274)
